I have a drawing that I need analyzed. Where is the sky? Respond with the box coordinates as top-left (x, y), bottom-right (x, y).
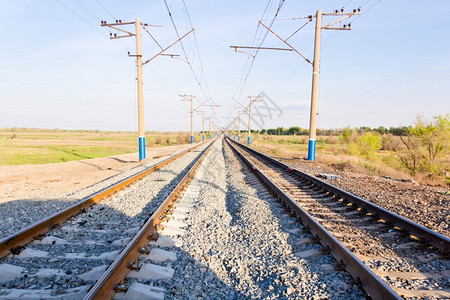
top-left (0, 0), bottom-right (449, 132)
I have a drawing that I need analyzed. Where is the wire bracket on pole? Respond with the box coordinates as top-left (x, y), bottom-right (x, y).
top-left (257, 21), bottom-right (312, 64)
top-left (101, 20), bottom-right (136, 39)
top-left (230, 46), bottom-right (255, 58)
top-left (232, 97), bottom-right (249, 113)
top-left (293, 9), bottom-right (361, 31)
top-left (143, 28), bottom-right (195, 65)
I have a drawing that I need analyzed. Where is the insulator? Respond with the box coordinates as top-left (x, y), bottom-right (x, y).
top-left (308, 15), bottom-right (312, 19)
top-left (114, 33), bottom-right (117, 37)
top-left (119, 20), bottom-right (122, 23)
top-left (353, 9), bottom-right (356, 13)
top-left (341, 8), bottom-right (344, 12)
top-left (335, 10), bottom-right (338, 13)
top-left (128, 51), bottom-right (130, 55)
top-left (348, 23), bottom-right (351, 28)
top-left (358, 7), bottom-right (361, 12)
top-left (115, 20), bottom-right (118, 23)
top-left (343, 24), bottom-right (346, 28)
top-left (110, 32), bottom-right (112, 36)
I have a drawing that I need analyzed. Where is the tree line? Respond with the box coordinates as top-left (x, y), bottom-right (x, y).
top-left (256, 126), bottom-right (409, 136)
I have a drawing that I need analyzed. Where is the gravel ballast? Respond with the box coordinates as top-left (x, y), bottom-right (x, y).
top-left (251, 146), bottom-right (450, 238)
top-left (145, 138), bottom-right (366, 299)
top-left (0, 143), bottom-right (203, 239)
top-left (0, 142), bottom-right (212, 297)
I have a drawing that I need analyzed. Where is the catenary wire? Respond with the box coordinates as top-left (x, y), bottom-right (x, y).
top-left (95, 0), bottom-right (115, 20)
top-left (233, 0), bottom-right (287, 109)
top-left (181, 0), bottom-right (215, 105)
top-left (162, 0), bottom-right (211, 103)
top-left (72, 0), bottom-right (101, 22)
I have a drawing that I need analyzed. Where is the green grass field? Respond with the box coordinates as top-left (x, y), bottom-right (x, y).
top-left (0, 128), bottom-right (198, 165)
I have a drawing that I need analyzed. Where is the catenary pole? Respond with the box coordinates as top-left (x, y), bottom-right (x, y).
top-left (238, 111), bottom-right (242, 141)
top-left (190, 95), bottom-right (194, 144)
top-left (307, 11), bottom-right (322, 161)
top-left (135, 18), bottom-right (146, 161)
top-left (180, 94), bottom-right (195, 144)
top-left (101, 19), bottom-right (197, 159)
top-left (248, 96), bottom-right (252, 144)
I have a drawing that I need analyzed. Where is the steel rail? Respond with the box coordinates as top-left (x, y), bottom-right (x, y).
top-left (0, 139), bottom-right (211, 259)
top-left (84, 137), bottom-right (217, 299)
top-left (225, 137), bottom-right (403, 300)
top-left (227, 137), bottom-right (450, 254)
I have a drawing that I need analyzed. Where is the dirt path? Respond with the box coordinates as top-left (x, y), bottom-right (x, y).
top-left (0, 144), bottom-right (191, 203)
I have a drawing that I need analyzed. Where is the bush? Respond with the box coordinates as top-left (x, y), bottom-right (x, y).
top-left (382, 134), bottom-right (401, 151)
top-left (339, 126), bottom-right (358, 144)
top-left (346, 142), bottom-right (360, 156)
top-left (155, 136), bottom-right (162, 144)
top-left (397, 114), bottom-right (449, 177)
top-left (177, 133), bottom-right (190, 144)
top-left (356, 132), bottom-right (382, 159)
top-left (327, 136), bottom-right (338, 144)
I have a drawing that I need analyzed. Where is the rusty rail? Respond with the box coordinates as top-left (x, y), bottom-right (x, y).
top-left (84, 137), bottom-right (217, 299)
top-left (227, 137), bottom-right (450, 254)
top-left (0, 139), bottom-right (212, 259)
top-left (225, 137), bottom-right (402, 300)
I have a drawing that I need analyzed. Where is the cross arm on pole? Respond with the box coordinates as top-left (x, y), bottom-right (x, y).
top-left (249, 95), bottom-right (263, 103)
top-left (258, 21), bottom-right (312, 64)
top-left (180, 94), bottom-right (195, 101)
top-left (230, 46), bottom-right (293, 57)
top-left (193, 98), bottom-right (220, 112)
top-left (143, 28), bottom-right (195, 65)
top-left (321, 13), bottom-right (360, 30)
top-left (101, 20), bottom-right (136, 39)
top-left (232, 97), bottom-right (249, 112)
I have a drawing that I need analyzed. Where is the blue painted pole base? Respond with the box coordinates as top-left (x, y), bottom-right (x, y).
top-left (139, 136), bottom-right (146, 161)
top-left (307, 139), bottom-right (316, 161)
top-left (202, 135), bottom-right (205, 141)
top-left (247, 136), bottom-right (251, 145)
top-left (191, 135), bottom-right (194, 144)
top-left (238, 136), bottom-right (240, 141)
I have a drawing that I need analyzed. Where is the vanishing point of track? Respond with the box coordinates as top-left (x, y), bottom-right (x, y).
top-left (0, 135), bottom-right (448, 299)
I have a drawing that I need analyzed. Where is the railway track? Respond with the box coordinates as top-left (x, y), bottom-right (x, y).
top-left (125, 137), bottom-right (368, 299)
top-left (0, 138), bottom-right (216, 299)
top-left (1, 135), bottom-right (448, 299)
top-left (225, 136), bottom-right (450, 299)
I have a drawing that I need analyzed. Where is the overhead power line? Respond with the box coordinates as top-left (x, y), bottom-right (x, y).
top-left (95, 0), bottom-right (115, 19)
top-left (181, 0), bottom-right (214, 103)
top-left (162, 0), bottom-right (213, 104)
top-left (232, 0), bottom-right (287, 108)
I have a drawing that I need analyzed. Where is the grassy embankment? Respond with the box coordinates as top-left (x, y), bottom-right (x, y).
top-left (242, 133), bottom-right (449, 186)
top-left (0, 128), bottom-right (201, 165)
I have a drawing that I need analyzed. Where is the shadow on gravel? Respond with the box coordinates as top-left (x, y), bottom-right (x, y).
top-left (219, 141), bottom-right (367, 299)
top-left (274, 169), bottom-right (446, 282)
top-left (0, 148), bottom-right (250, 299)
top-left (0, 199), bottom-right (81, 239)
